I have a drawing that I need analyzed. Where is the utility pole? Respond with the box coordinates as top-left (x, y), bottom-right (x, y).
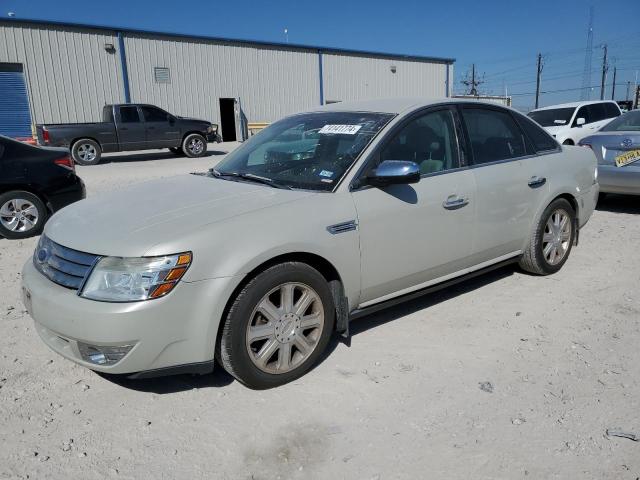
top-left (535, 53), bottom-right (543, 109)
top-left (461, 64), bottom-right (483, 96)
top-left (611, 66), bottom-right (617, 100)
top-left (600, 44), bottom-right (608, 100)
top-left (627, 81), bottom-right (631, 101)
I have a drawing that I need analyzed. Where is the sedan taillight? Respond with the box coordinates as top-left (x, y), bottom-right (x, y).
top-left (42, 127), bottom-right (50, 144)
top-left (54, 155), bottom-right (75, 172)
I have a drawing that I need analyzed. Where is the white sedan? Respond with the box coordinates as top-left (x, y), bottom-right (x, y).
top-left (22, 99), bottom-right (598, 389)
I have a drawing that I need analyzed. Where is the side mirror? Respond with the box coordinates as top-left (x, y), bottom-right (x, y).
top-left (367, 160), bottom-right (420, 187)
top-left (576, 117), bottom-right (586, 127)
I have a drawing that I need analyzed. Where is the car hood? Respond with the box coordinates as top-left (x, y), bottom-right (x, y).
top-left (177, 116), bottom-right (209, 123)
top-left (44, 174), bottom-right (315, 257)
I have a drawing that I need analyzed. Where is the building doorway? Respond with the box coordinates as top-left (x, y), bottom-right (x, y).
top-left (0, 63), bottom-right (32, 138)
top-left (219, 98), bottom-right (237, 142)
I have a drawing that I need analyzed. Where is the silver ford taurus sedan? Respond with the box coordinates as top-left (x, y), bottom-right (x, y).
top-left (579, 109), bottom-right (640, 197)
top-left (21, 99), bottom-right (598, 389)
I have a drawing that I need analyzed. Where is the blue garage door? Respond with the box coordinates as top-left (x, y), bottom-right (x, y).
top-left (0, 63), bottom-right (33, 138)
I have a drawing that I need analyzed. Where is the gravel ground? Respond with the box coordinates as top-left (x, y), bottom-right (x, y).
top-left (1, 145), bottom-right (639, 479)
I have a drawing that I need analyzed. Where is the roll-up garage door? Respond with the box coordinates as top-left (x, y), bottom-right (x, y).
top-left (0, 63), bottom-right (33, 138)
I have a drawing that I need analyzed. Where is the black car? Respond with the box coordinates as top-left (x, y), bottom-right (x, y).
top-left (36, 104), bottom-right (221, 165)
top-left (0, 135), bottom-right (85, 239)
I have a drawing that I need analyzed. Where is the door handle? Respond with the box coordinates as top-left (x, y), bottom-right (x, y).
top-left (442, 195), bottom-right (469, 210)
top-left (528, 176), bottom-right (546, 188)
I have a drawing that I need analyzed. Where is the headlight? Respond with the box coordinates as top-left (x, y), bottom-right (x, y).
top-left (206, 125), bottom-right (214, 133)
top-left (80, 252), bottom-right (192, 302)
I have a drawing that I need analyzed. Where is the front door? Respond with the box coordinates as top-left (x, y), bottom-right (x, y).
top-left (140, 105), bottom-right (180, 148)
top-left (351, 107), bottom-right (477, 306)
top-left (115, 105), bottom-right (146, 151)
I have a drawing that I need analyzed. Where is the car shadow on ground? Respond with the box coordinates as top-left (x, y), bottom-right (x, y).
top-left (100, 265), bottom-right (516, 394)
top-left (596, 194), bottom-right (640, 214)
top-left (100, 149), bottom-right (227, 164)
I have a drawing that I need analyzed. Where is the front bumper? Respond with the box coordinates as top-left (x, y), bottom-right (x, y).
top-left (598, 165), bottom-right (640, 195)
top-left (21, 259), bottom-right (237, 375)
top-left (206, 132), bottom-right (222, 143)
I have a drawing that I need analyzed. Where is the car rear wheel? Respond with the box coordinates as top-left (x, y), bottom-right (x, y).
top-left (71, 139), bottom-right (102, 165)
top-left (519, 198), bottom-right (575, 275)
top-left (218, 262), bottom-right (335, 389)
top-left (182, 133), bottom-right (207, 158)
top-left (0, 191), bottom-right (47, 239)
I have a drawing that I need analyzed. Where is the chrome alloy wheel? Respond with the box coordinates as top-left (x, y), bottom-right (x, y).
top-left (0, 198), bottom-right (39, 233)
top-left (542, 209), bottom-right (572, 265)
top-left (246, 282), bottom-right (325, 374)
top-left (77, 143), bottom-right (97, 162)
top-left (188, 138), bottom-right (204, 155)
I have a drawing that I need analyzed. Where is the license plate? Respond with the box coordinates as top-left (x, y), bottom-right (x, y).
top-left (615, 149), bottom-right (640, 167)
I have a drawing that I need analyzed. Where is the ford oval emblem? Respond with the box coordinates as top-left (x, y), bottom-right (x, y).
top-left (622, 138), bottom-right (633, 148)
top-left (36, 248), bottom-right (49, 263)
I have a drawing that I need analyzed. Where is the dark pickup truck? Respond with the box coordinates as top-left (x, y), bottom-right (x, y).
top-left (37, 104), bottom-right (221, 165)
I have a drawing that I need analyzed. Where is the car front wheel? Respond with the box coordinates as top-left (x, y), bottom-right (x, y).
top-left (519, 198), bottom-right (576, 275)
top-left (218, 262), bottom-right (335, 389)
top-left (182, 133), bottom-right (207, 158)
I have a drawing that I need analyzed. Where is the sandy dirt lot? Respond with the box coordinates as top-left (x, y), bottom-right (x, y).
top-left (1, 145), bottom-right (639, 479)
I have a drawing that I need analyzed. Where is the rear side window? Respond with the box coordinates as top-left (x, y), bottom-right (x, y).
top-left (514, 114), bottom-right (558, 153)
top-left (605, 103), bottom-right (621, 119)
top-left (462, 108), bottom-right (527, 164)
top-left (102, 106), bottom-right (114, 123)
top-left (119, 106), bottom-right (140, 123)
top-left (141, 106), bottom-right (168, 122)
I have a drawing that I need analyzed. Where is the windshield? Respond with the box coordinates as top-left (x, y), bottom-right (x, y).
top-left (213, 111), bottom-right (393, 191)
top-left (601, 110), bottom-right (640, 132)
top-left (528, 107), bottom-right (575, 127)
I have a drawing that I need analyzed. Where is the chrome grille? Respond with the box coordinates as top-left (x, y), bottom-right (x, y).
top-left (34, 235), bottom-right (99, 290)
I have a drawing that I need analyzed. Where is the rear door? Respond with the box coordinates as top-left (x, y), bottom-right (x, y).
top-left (114, 105), bottom-right (146, 151)
top-left (351, 106), bottom-right (477, 306)
top-left (140, 105), bottom-right (181, 148)
top-left (460, 105), bottom-right (541, 264)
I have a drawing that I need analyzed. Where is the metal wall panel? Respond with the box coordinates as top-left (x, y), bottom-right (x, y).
top-left (123, 33), bottom-right (320, 124)
top-left (0, 22), bottom-right (124, 124)
top-left (322, 52), bottom-right (448, 103)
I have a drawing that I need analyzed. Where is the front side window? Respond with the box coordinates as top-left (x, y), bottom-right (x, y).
top-left (462, 108), bottom-right (527, 164)
top-left (141, 106), bottom-right (168, 123)
top-left (379, 109), bottom-right (459, 174)
top-left (528, 107), bottom-right (575, 127)
top-left (587, 103), bottom-right (607, 123)
top-left (214, 111), bottom-right (393, 191)
top-left (604, 102), bottom-right (621, 119)
top-left (574, 105), bottom-right (592, 126)
top-left (119, 106), bottom-right (140, 123)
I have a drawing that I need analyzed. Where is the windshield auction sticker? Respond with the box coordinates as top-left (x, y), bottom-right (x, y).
top-left (318, 124), bottom-right (362, 135)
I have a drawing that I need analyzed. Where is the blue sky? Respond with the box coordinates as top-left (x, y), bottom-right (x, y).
top-left (3, 0), bottom-right (639, 111)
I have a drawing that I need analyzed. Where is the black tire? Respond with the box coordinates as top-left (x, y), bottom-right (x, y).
top-left (519, 198), bottom-right (576, 275)
top-left (71, 138), bottom-right (102, 165)
top-left (598, 192), bottom-right (607, 204)
top-left (182, 133), bottom-right (207, 158)
top-left (168, 147), bottom-right (182, 156)
top-left (562, 139), bottom-right (574, 146)
top-left (0, 191), bottom-right (47, 239)
top-left (218, 262), bottom-right (335, 389)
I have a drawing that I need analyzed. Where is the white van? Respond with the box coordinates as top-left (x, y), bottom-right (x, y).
top-left (528, 100), bottom-right (621, 145)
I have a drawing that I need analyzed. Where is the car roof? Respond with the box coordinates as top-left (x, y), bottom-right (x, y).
top-left (311, 97), bottom-right (516, 115)
top-left (531, 100), bottom-right (617, 112)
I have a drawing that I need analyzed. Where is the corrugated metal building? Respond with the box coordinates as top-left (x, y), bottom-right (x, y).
top-left (0, 19), bottom-right (454, 140)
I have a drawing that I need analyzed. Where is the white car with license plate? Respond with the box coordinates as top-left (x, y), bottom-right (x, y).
top-left (528, 100), bottom-right (621, 145)
top-left (21, 99), bottom-right (598, 389)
